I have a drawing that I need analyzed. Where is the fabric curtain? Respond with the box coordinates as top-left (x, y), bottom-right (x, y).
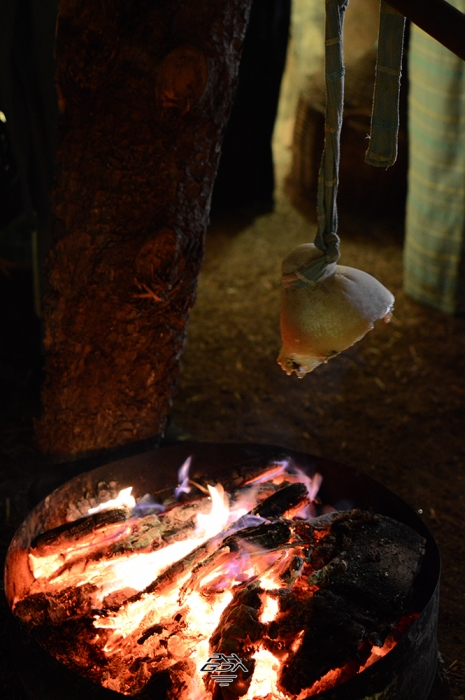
top-left (404, 0), bottom-right (465, 315)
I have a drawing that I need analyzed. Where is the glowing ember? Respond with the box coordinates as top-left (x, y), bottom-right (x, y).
top-left (247, 648), bottom-right (284, 698)
top-left (260, 594), bottom-right (279, 623)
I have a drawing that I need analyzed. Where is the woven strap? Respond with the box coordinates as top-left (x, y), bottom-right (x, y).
top-left (289, 0), bottom-right (405, 290)
top-left (365, 0), bottom-right (406, 167)
top-left (292, 0), bottom-right (348, 288)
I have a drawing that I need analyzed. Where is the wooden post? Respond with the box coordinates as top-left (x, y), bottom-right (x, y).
top-left (35, 0), bottom-right (252, 459)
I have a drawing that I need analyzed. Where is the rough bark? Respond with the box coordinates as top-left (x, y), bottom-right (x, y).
top-left (35, 0), bottom-right (252, 458)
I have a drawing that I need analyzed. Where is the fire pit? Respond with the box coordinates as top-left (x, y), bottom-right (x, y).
top-left (4, 443), bottom-right (440, 700)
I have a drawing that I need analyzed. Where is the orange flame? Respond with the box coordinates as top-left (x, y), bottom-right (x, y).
top-left (88, 486), bottom-right (136, 513)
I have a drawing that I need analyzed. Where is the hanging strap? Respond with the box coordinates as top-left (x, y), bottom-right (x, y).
top-left (365, 1), bottom-right (406, 167)
top-left (283, 0), bottom-right (405, 290)
top-left (314, 0), bottom-right (349, 261)
top-left (285, 0), bottom-right (349, 289)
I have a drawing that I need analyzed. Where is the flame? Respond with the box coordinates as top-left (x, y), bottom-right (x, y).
top-left (174, 456), bottom-right (192, 498)
top-left (260, 594), bottom-right (279, 623)
top-left (247, 648), bottom-right (287, 699)
top-left (88, 486), bottom-right (135, 514)
top-left (95, 538), bottom-right (201, 596)
top-left (29, 551), bottom-right (64, 580)
top-left (301, 667), bottom-right (345, 697)
top-left (195, 484), bottom-right (230, 537)
top-left (291, 630), bottom-right (305, 653)
top-left (358, 635), bottom-right (397, 672)
top-left (290, 467), bottom-right (323, 519)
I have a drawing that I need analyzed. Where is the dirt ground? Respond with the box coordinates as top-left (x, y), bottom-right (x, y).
top-left (0, 192), bottom-right (464, 698)
top-left (171, 198), bottom-right (465, 697)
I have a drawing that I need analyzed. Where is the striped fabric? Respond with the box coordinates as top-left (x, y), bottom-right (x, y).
top-left (404, 1), bottom-right (465, 315)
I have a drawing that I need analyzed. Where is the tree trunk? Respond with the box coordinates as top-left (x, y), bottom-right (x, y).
top-left (35, 0), bottom-right (252, 459)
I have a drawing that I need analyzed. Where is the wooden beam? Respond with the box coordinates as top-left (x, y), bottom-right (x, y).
top-left (388, 0), bottom-right (465, 61)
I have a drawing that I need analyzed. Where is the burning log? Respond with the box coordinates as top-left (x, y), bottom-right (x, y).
top-left (27, 479), bottom-right (307, 597)
top-left (28, 503), bottom-right (209, 588)
top-left (30, 507), bottom-right (130, 557)
top-left (28, 512), bottom-right (168, 592)
top-left (110, 482), bottom-right (308, 605)
top-left (178, 520), bottom-right (292, 602)
top-left (27, 507), bottom-right (134, 586)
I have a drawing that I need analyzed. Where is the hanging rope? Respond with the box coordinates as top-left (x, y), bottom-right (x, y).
top-left (314, 0), bottom-right (349, 263)
top-left (282, 0), bottom-right (348, 290)
top-left (283, 0), bottom-right (405, 290)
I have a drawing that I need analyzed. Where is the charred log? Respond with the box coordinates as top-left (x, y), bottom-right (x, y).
top-left (14, 583), bottom-right (98, 628)
top-left (210, 582), bottom-right (264, 652)
top-left (135, 659), bottom-right (196, 700)
top-left (272, 510), bottom-right (426, 694)
top-left (250, 482), bottom-right (309, 519)
top-left (277, 590), bottom-right (378, 694)
top-left (207, 583), bottom-right (263, 699)
top-left (311, 510), bottom-right (426, 619)
top-left (30, 615), bottom-right (111, 687)
top-left (30, 507), bottom-right (130, 556)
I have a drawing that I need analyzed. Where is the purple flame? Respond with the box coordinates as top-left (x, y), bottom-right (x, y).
top-left (245, 459), bottom-right (290, 485)
top-left (132, 493), bottom-right (165, 517)
top-left (174, 456), bottom-right (192, 499)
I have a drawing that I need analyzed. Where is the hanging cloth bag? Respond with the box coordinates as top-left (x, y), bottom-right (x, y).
top-left (278, 0), bottom-right (403, 377)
